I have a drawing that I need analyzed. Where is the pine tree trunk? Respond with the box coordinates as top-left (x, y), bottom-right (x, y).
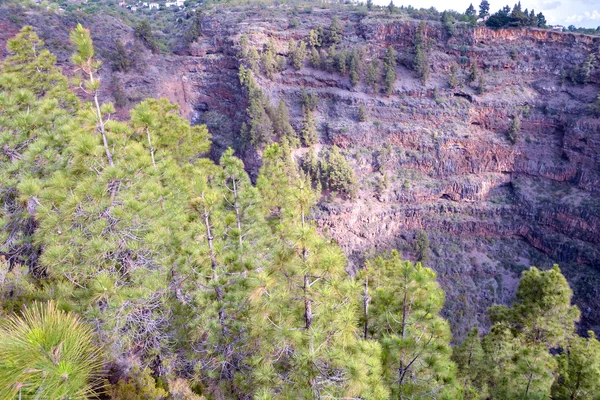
top-left (146, 126), bottom-right (156, 169)
top-left (363, 273), bottom-right (370, 340)
top-left (232, 177), bottom-right (243, 248)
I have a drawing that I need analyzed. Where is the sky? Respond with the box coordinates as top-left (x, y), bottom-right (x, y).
top-left (373, 0), bottom-right (600, 28)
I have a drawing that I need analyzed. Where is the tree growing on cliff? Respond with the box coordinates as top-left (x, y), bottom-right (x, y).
top-left (289, 39), bottom-right (307, 70)
top-left (469, 62), bottom-right (479, 83)
top-left (301, 88), bottom-right (319, 112)
top-left (572, 54), bottom-right (595, 84)
top-left (387, 0), bottom-right (397, 14)
top-left (383, 46), bottom-right (396, 95)
top-left (479, 0), bottom-right (490, 18)
top-left (110, 39), bottom-right (132, 72)
top-left (239, 66), bottom-right (273, 146)
top-left (321, 146), bottom-right (357, 198)
top-left (328, 16), bottom-right (343, 45)
top-left (301, 106), bottom-right (317, 146)
top-left (272, 99), bottom-right (298, 147)
top-left (449, 61), bottom-right (460, 88)
top-left (308, 28), bottom-right (322, 48)
top-left (466, 3), bottom-right (476, 16)
top-left (508, 114), bottom-right (520, 143)
top-left (413, 22), bottom-right (430, 85)
top-left (366, 58), bottom-right (380, 93)
top-left (357, 104), bottom-right (368, 122)
top-left (349, 49), bottom-right (361, 87)
top-left (134, 20), bottom-right (159, 54)
top-left (477, 73), bottom-right (486, 94)
top-left (415, 229), bottom-right (430, 263)
top-left (537, 12), bottom-right (547, 27)
top-left (441, 11), bottom-right (456, 36)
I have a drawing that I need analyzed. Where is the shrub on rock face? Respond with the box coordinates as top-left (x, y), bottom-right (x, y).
top-left (0, 302), bottom-right (104, 400)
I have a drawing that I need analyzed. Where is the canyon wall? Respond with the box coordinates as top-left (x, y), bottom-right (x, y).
top-left (2, 5), bottom-right (599, 339)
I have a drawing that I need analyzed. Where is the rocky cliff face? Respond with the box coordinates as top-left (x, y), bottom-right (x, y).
top-left (2, 4), bottom-right (599, 339)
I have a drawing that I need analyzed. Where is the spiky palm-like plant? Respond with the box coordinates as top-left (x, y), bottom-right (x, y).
top-left (0, 301), bottom-right (104, 399)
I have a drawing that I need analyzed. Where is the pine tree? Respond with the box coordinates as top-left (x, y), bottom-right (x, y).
top-left (469, 62), bottom-right (479, 82)
top-left (414, 22), bottom-right (430, 85)
top-left (442, 11), bottom-right (456, 36)
top-left (336, 50), bottom-right (348, 75)
top-left (301, 106), bottom-right (318, 146)
top-left (289, 39), bottom-right (307, 70)
top-left (366, 58), bottom-right (380, 93)
top-left (322, 146), bottom-right (357, 198)
top-left (301, 148), bottom-right (321, 184)
top-left (272, 99), bottom-right (298, 147)
top-left (508, 114), bottom-right (520, 143)
top-left (247, 47), bottom-right (260, 73)
top-left (482, 266), bottom-right (582, 399)
top-left (134, 20), bottom-right (159, 54)
top-left (301, 88), bottom-right (319, 112)
top-left (482, 322), bottom-right (556, 399)
top-left (414, 229), bottom-right (429, 263)
top-left (498, 266), bottom-right (580, 347)
top-left (479, 0), bottom-right (490, 17)
top-left (449, 61), bottom-right (460, 88)
top-left (261, 44), bottom-right (276, 80)
top-left (251, 144), bottom-right (383, 398)
top-left (186, 159), bottom-right (257, 396)
top-left (552, 332), bottom-right (600, 399)
top-left (329, 16), bottom-right (343, 44)
top-left (366, 251), bottom-right (459, 398)
top-left (111, 39), bottom-right (132, 72)
top-left (537, 12), bottom-right (547, 28)
top-left (477, 73), bottom-right (486, 94)
top-left (349, 49), bottom-right (360, 86)
top-left (308, 29), bottom-right (321, 48)
top-left (387, 0), bottom-right (396, 14)
top-left (310, 46), bottom-right (321, 68)
top-left (239, 66), bottom-right (273, 146)
top-left (466, 3), bottom-right (476, 15)
top-left (453, 328), bottom-right (488, 398)
top-left (383, 46), bottom-right (397, 95)
top-left (357, 104), bottom-right (368, 122)
top-left (70, 24), bottom-right (114, 167)
top-left (0, 26), bottom-right (78, 278)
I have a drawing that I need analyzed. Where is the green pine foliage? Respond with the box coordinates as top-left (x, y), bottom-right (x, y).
top-left (383, 45), bottom-right (397, 95)
top-left (0, 26), bottom-right (79, 278)
top-left (289, 39), bottom-right (307, 70)
top-left (250, 145), bottom-right (385, 398)
top-left (301, 106), bottom-right (318, 146)
top-left (508, 114), bottom-right (520, 144)
top-left (364, 251), bottom-right (459, 398)
top-left (449, 61), bottom-right (460, 88)
top-left (414, 22), bottom-right (430, 85)
top-left (455, 265), bottom-right (585, 400)
top-left (272, 99), bottom-right (298, 147)
top-left (552, 332), bottom-right (600, 399)
top-left (2, 24), bottom-right (600, 400)
top-left (0, 301), bottom-right (104, 399)
top-left (366, 58), bottom-right (381, 93)
top-left (239, 65), bottom-right (273, 147)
